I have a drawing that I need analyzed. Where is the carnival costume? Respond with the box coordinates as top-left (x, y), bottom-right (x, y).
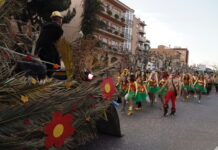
top-left (194, 79), bottom-right (207, 93)
top-left (182, 76), bottom-right (192, 91)
top-left (164, 77), bottom-right (178, 116)
top-left (158, 78), bottom-right (168, 96)
top-left (127, 81), bottom-right (137, 99)
top-left (134, 83), bottom-right (147, 102)
top-left (120, 81), bottom-right (128, 96)
top-left (148, 78), bottom-right (159, 94)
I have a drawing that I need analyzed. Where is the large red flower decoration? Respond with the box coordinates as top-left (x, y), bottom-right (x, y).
top-left (100, 77), bottom-right (116, 100)
top-left (44, 111), bottom-right (75, 148)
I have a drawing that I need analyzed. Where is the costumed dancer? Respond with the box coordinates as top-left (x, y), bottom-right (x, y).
top-left (143, 72), bottom-right (150, 103)
top-left (148, 72), bottom-right (159, 105)
top-left (120, 75), bottom-right (128, 112)
top-left (134, 76), bottom-right (148, 110)
top-left (175, 73), bottom-right (182, 98)
top-left (214, 74), bottom-right (218, 92)
top-left (158, 73), bottom-right (168, 110)
top-left (182, 74), bottom-right (192, 101)
top-left (192, 73), bottom-right (198, 98)
top-left (127, 74), bottom-right (138, 116)
top-left (206, 74), bottom-right (213, 95)
top-left (115, 72), bottom-right (122, 103)
top-left (194, 74), bottom-right (207, 103)
top-left (162, 74), bottom-right (178, 116)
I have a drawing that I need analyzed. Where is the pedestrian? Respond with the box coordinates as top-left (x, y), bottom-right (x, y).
top-left (35, 11), bottom-right (64, 77)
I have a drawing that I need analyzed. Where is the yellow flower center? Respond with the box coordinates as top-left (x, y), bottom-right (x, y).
top-left (53, 124), bottom-right (64, 138)
top-left (105, 83), bottom-right (111, 93)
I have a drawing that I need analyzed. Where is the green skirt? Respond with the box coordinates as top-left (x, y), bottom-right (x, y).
top-left (194, 84), bottom-right (207, 93)
top-left (120, 89), bottom-right (127, 96)
top-left (133, 92), bottom-right (147, 102)
top-left (182, 84), bottom-right (192, 91)
top-left (158, 87), bottom-right (168, 96)
top-left (148, 86), bottom-right (159, 94)
top-left (127, 91), bottom-right (135, 99)
top-left (116, 84), bottom-right (120, 91)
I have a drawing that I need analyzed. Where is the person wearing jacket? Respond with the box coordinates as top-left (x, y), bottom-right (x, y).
top-left (35, 11), bottom-right (63, 77)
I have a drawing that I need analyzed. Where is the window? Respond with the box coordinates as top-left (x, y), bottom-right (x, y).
top-left (125, 11), bottom-right (134, 25)
top-left (124, 27), bottom-right (132, 40)
top-left (123, 41), bottom-right (132, 52)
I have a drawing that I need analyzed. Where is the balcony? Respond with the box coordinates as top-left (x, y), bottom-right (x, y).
top-left (139, 28), bottom-right (145, 34)
top-left (96, 41), bottom-right (130, 54)
top-left (137, 45), bottom-right (145, 51)
top-left (139, 21), bottom-right (146, 26)
top-left (99, 7), bottom-right (126, 26)
top-left (97, 21), bottom-right (126, 41)
top-left (145, 40), bottom-right (150, 45)
top-left (138, 36), bottom-right (146, 43)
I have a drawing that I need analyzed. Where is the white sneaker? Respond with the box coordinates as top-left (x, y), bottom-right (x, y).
top-left (198, 100), bottom-right (201, 104)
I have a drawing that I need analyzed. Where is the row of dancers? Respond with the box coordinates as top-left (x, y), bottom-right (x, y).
top-left (115, 69), bottom-right (215, 116)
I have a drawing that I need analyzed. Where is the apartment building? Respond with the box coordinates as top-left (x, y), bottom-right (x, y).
top-left (94, 0), bottom-right (134, 53)
top-left (150, 45), bottom-right (189, 67)
top-left (62, 0), bottom-right (149, 69)
top-left (132, 16), bottom-right (146, 55)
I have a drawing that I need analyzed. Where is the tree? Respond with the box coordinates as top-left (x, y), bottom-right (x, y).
top-left (27, 0), bottom-right (71, 20)
top-left (81, 0), bottom-right (103, 36)
top-left (8, 0), bottom-right (75, 27)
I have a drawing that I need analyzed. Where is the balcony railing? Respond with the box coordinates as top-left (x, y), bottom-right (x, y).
top-left (126, 19), bottom-right (133, 25)
top-left (139, 28), bottom-right (145, 34)
top-left (98, 21), bottom-right (125, 38)
top-left (101, 6), bottom-right (126, 23)
top-left (140, 21), bottom-right (146, 26)
top-left (96, 41), bottom-right (130, 54)
top-left (137, 45), bottom-right (145, 51)
top-left (138, 36), bottom-right (146, 42)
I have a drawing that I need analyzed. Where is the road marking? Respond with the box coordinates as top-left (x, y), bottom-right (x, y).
top-left (214, 146), bottom-right (218, 150)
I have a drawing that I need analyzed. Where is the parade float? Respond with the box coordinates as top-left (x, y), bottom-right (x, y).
top-left (0, 0), bottom-right (121, 150)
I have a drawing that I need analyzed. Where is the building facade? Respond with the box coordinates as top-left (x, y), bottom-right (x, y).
top-left (62, 0), bottom-right (84, 42)
top-left (62, 0), bottom-right (150, 69)
top-left (130, 15), bottom-right (150, 70)
top-left (150, 45), bottom-right (189, 71)
top-left (95, 0), bottom-right (134, 50)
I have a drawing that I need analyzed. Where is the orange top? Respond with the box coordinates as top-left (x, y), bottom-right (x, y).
top-left (129, 81), bottom-right (136, 92)
top-left (138, 83), bottom-right (145, 93)
top-left (197, 80), bottom-right (204, 86)
top-left (149, 79), bottom-right (157, 88)
top-left (184, 79), bottom-right (190, 85)
top-left (120, 82), bottom-right (128, 90)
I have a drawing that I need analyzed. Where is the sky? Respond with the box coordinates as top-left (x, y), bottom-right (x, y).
top-left (121, 0), bottom-right (218, 67)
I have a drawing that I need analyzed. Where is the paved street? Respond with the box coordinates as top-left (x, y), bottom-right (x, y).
top-left (76, 89), bottom-right (218, 150)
